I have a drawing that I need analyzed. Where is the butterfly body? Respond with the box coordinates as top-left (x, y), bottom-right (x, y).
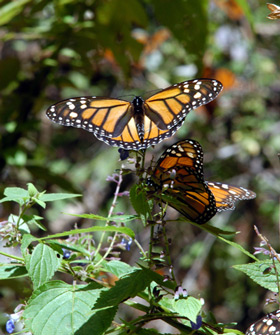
top-left (148, 139), bottom-right (256, 224)
top-left (46, 79), bottom-right (223, 150)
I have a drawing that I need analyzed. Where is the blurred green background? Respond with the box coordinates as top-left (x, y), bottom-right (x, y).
top-left (0, 0), bottom-right (279, 333)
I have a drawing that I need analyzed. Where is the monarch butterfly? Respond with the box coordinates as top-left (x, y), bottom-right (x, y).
top-left (148, 139), bottom-right (256, 224)
top-left (246, 310), bottom-right (280, 335)
top-left (46, 79), bottom-right (223, 150)
top-left (267, 3), bottom-right (280, 20)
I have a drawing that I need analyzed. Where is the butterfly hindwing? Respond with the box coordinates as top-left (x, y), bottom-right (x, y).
top-left (246, 310), bottom-right (280, 335)
top-left (206, 181), bottom-right (256, 212)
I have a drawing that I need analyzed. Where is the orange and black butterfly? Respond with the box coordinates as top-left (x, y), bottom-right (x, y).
top-left (246, 309), bottom-right (280, 335)
top-left (148, 139), bottom-right (256, 224)
top-left (46, 79), bottom-right (223, 150)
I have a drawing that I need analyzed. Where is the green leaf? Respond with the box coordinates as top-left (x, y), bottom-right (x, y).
top-left (0, 187), bottom-right (29, 204)
top-left (217, 236), bottom-right (258, 261)
top-left (102, 260), bottom-right (137, 277)
top-left (38, 226), bottom-right (135, 241)
top-left (75, 305), bottom-right (117, 335)
top-left (47, 240), bottom-right (91, 258)
top-left (21, 234), bottom-right (38, 256)
top-left (40, 193), bottom-right (81, 202)
top-left (67, 213), bottom-right (137, 222)
top-left (94, 268), bottom-right (160, 308)
top-left (23, 281), bottom-right (106, 335)
top-left (0, 0), bottom-right (31, 26)
top-left (233, 260), bottom-right (280, 292)
top-left (25, 243), bottom-right (62, 289)
top-left (33, 198), bottom-right (46, 209)
top-left (173, 297), bottom-right (202, 323)
top-left (159, 296), bottom-right (202, 323)
top-left (130, 185), bottom-right (151, 225)
top-left (28, 183), bottom-right (38, 197)
top-left (0, 264), bottom-right (27, 279)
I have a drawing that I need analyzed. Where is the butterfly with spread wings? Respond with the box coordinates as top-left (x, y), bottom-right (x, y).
top-left (246, 310), bottom-right (280, 335)
top-left (46, 79), bottom-right (223, 150)
top-left (148, 139), bottom-right (256, 224)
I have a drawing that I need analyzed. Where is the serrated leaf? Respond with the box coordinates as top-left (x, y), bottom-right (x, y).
top-left (24, 281), bottom-right (108, 335)
top-left (25, 243), bottom-right (62, 289)
top-left (40, 193), bottom-right (81, 202)
top-left (130, 185), bottom-right (151, 225)
top-left (0, 264), bottom-right (27, 279)
top-left (39, 226), bottom-right (135, 241)
top-left (233, 260), bottom-right (280, 292)
top-left (102, 260), bottom-right (136, 277)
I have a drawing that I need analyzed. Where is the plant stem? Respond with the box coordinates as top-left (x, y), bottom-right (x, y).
top-left (93, 168), bottom-right (123, 266)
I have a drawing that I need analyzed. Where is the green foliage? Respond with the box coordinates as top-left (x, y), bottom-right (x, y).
top-left (234, 260), bottom-right (280, 292)
top-left (0, 0), bottom-right (279, 333)
top-left (0, 183), bottom-right (262, 335)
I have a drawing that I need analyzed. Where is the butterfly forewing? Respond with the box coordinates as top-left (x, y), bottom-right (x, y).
top-left (246, 310), bottom-right (280, 335)
top-left (46, 79), bottom-right (223, 150)
top-left (207, 182), bottom-right (256, 212)
top-left (145, 79), bottom-right (223, 130)
top-left (155, 139), bottom-right (203, 172)
top-left (150, 139), bottom-right (217, 224)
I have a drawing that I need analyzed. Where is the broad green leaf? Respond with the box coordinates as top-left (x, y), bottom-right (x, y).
top-left (40, 193), bottom-right (81, 202)
top-left (233, 260), bottom-right (280, 292)
top-left (0, 187), bottom-right (29, 204)
top-left (94, 268), bottom-right (160, 309)
top-left (102, 260), bottom-right (137, 277)
top-left (130, 185), bottom-right (151, 225)
top-left (0, 0), bottom-right (31, 26)
top-left (159, 296), bottom-right (202, 323)
top-left (0, 264), bottom-right (27, 279)
top-left (25, 243), bottom-right (62, 289)
top-left (174, 297), bottom-right (201, 323)
top-left (75, 305), bottom-right (117, 335)
top-left (24, 281), bottom-right (106, 335)
top-left (68, 213), bottom-right (137, 222)
top-left (38, 226), bottom-right (135, 240)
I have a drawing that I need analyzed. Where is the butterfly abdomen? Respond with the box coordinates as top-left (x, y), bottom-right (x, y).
top-left (132, 96), bottom-right (145, 142)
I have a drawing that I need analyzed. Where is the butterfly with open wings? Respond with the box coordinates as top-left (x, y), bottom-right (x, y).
top-left (148, 139), bottom-right (256, 224)
top-left (46, 79), bottom-right (223, 150)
